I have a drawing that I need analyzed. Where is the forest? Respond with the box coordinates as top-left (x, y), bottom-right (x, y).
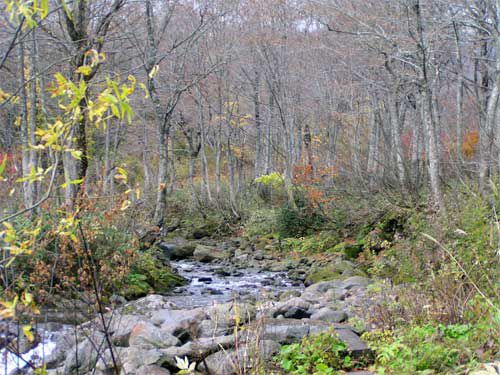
top-left (0, 0), bottom-right (499, 374)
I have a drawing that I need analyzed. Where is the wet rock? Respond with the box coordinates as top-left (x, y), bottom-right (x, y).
top-left (287, 269), bottom-right (307, 281)
top-left (198, 340), bottom-right (280, 375)
top-left (254, 251), bottom-right (265, 261)
top-left (129, 322), bottom-right (180, 349)
top-left (158, 238), bottom-right (196, 260)
top-left (214, 268), bottom-right (231, 277)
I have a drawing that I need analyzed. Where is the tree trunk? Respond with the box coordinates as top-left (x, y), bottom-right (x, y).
top-left (19, 38), bottom-right (36, 210)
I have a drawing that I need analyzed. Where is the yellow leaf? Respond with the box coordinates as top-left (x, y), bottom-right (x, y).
top-left (120, 200), bottom-right (131, 211)
top-left (76, 65), bottom-right (92, 76)
top-left (23, 325), bottom-right (34, 342)
top-left (148, 65), bottom-right (159, 79)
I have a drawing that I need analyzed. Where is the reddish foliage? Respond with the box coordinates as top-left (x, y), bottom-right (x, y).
top-left (462, 131), bottom-right (479, 159)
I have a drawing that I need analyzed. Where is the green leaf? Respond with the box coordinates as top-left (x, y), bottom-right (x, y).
top-left (0, 157), bottom-right (7, 179)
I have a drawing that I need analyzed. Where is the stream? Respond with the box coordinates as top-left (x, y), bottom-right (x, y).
top-left (0, 259), bottom-right (304, 374)
top-left (167, 260), bottom-right (303, 309)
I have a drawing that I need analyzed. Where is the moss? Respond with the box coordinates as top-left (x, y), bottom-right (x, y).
top-left (123, 250), bottom-right (185, 300)
top-left (305, 261), bottom-right (366, 285)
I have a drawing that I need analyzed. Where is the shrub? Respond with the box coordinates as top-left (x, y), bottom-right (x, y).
top-left (2, 209), bottom-right (184, 303)
top-left (280, 231), bottom-right (340, 253)
top-left (276, 206), bottom-right (325, 238)
top-left (276, 330), bottom-right (367, 374)
top-left (244, 208), bottom-right (279, 237)
top-left (362, 317), bottom-right (499, 374)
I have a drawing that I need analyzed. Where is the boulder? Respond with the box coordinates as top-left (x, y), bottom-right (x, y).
top-left (121, 295), bottom-right (177, 315)
top-left (260, 319), bottom-right (337, 344)
top-left (198, 319), bottom-right (233, 337)
top-left (279, 290), bottom-right (302, 301)
top-left (342, 276), bottom-right (371, 289)
top-left (304, 260), bottom-right (365, 286)
top-left (193, 244), bottom-right (230, 262)
top-left (129, 322), bottom-right (180, 349)
top-left (310, 308), bottom-right (347, 323)
top-left (106, 314), bottom-right (144, 346)
top-left (269, 297), bottom-right (311, 319)
top-left (151, 308), bottom-right (207, 335)
top-left (208, 302), bottom-right (256, 327)
top-left (302, 280), bottom-right (345, 299)
top-left (118, 347), bottom-right (167, 374)
top-left (179, 335), bottom-right (236, 359)
top-left (198, 340), bottom-right (280, 375)
top-left (64, 332), bottom-right (105, 373)
top-left (335, 327), bottom-right (371, 358)
top-left (158, 238), bottom-right (196, 260)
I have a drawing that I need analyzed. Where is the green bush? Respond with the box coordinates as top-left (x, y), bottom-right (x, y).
top-left (276, 330), bottom-right (366, 374)
top-left (244, 208), bottom-right (279, 237)
top-left (280, 231), bottom-right (340, 253)
top-left (362, 315), bottom-right (499, 374)
top-left (276, 206), bottom-right (325, 238)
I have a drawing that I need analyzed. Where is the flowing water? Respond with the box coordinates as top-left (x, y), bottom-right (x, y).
top-left (0, 260), bottom-right (303, 374)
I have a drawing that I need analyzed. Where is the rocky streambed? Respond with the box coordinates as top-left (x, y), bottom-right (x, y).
top-left (1, 237), bottom-right (375, 375)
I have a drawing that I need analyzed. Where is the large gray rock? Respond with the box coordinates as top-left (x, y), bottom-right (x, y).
top-left (106, 314), bottom-right (144, 346)
top-left (198, 340), bottom-right (280, 375)
top-left (129, 322), bottom-right (180, 349)
top-left (198, 319), bottom-right (232, 337)
top-left (342, 276), bottom-right (371, 289)
top-left (261, 319), bottom-right (329, 344)
top-left (270, 297), bottom-right (311, 319)
top-left (158, 238), bottom-right (196, 260)
top-left (64, 332), bottom-right (105, 373)
top-left (208, 302), bottom-right (256, 327)
top-left (179, 335), bottom-right (236, 359)
top-left (335, 327), bottom-right (370, 358)
top-left (310, 308), bottom-right (347, 323)
top-left (193, 244), bottom-right (230, 262)
top-left (260, 318), bottom-right (368, 358)
top-left (151, 308), bottom-right (207, 340)
top-left (121, 295), bottom-right (177, 315)
top-left (118, 347), bottom-right (167, 374)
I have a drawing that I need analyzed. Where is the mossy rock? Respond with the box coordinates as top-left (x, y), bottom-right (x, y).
top-left (123, 250), bottom-right (186, 300)
top-left (305, 261), bottom-right (366, 286)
